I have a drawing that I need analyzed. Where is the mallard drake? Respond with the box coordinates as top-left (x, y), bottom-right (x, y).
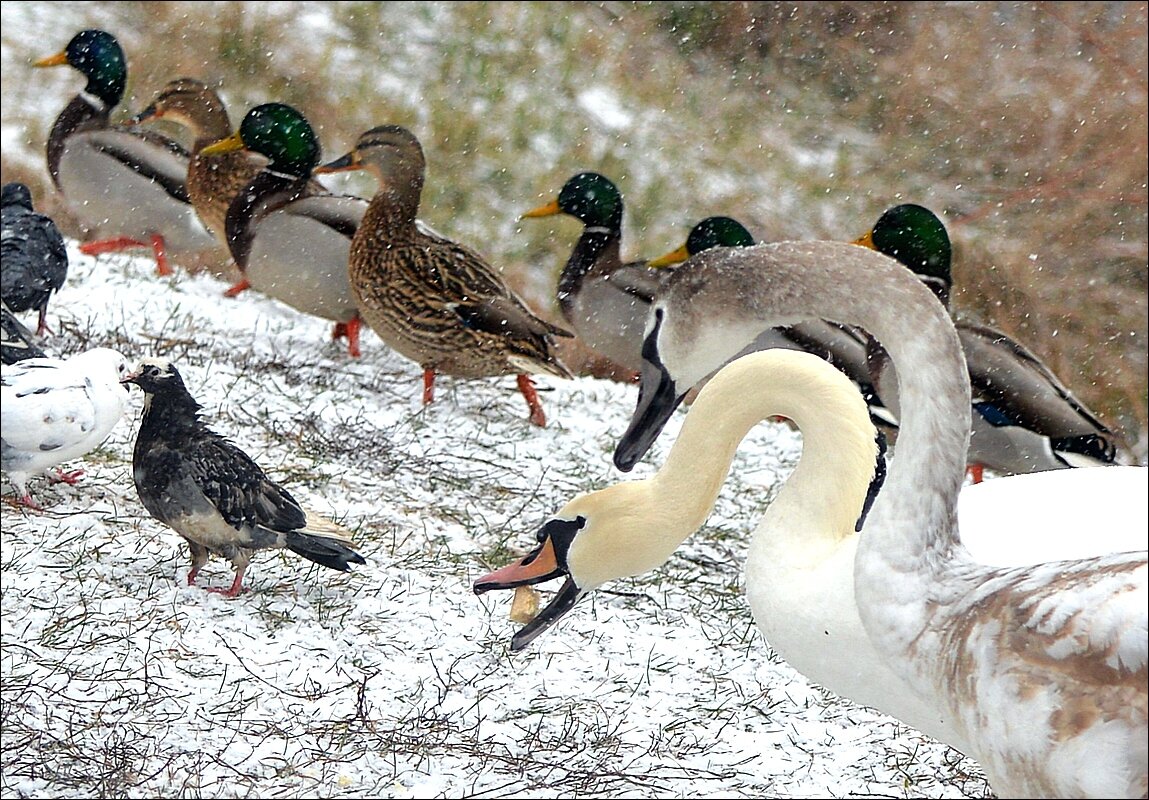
top-left (315, 124), bottom-right (573, 427)
top-left (647, 215), bottom-right (883, 409)
top-left (520, 172), bottom-right (670, 375)
top-left (130, 78), bottom-right (269, 251)
top-left (33, 29), bottom-right (216, 276)
top-left (123, 357), bottom-right (367, 596)
top-left (484, 240), bottom-right (1145, 797)
top-left (198, 103), bottom-right (365, 356)
top-left (2, 182), bottom-right (68, 336)
top-left (855, 203), bottom-right (1120, 481)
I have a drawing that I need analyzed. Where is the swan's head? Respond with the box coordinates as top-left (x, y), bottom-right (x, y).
top-left (473, 481), bottom-right (676, 652)
top-left (613, 241), bottom-right (908, 473)
top-left (615, 292), bottom-right (779, 472)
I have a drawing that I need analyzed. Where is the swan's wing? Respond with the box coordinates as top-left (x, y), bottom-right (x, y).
top-left (958, 467), bottom-right (1149, 565)
top-left (1012, 555), bottom-right (1147, 681)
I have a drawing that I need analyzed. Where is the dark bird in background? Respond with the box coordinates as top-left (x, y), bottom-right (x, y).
top-left (2, 182), bottom-right (68, 336)
top-left (122, 357), bottom-right (367, 597)
top-left (1, 306), bottom-right (48, 365)
top-left (854, 203), bottom-right (1121, 482)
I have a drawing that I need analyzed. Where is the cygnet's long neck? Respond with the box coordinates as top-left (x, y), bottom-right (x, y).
top-left (673, 243), bottom-right (971, 649)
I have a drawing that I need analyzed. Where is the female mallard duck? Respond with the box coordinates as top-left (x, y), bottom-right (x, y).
top-left (648, 215), bottom-right (884, 410)
top-left (855, 203), bottom-right (1121, 481)
top-left (478, 241), bottom-right (1147, 798)
top-left (33, 29), bottom-right (216, 276)
top-left (198, 103), bottom-right (365, 356)
top-left (520, 172), bottom-right (671, 376)
top-left (315, 125), bottom-right (573, 427)
top-left (130, 78), bottom-right (269, 251)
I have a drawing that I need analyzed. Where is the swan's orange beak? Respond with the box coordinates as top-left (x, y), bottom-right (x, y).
top-left (473, 536), bottom-right (562, 591)
top-left (474, 516), bottom-right (588, 652)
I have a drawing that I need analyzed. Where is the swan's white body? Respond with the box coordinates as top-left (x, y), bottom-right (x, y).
top-left (959, 467), bottom-right (1148, 565)
top-left (632, 241), bottom-right (1147, 798)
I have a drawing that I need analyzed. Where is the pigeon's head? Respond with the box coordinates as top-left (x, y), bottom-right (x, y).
top-left (2, 182), bottom-right (34, 211)
top-left (70, 347), bottom-right (132, 392)
top-left (122, 357), bottom-right (186, 395)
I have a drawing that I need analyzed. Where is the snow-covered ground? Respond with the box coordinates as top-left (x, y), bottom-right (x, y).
top-left (13, 4), bottom-right (1140, 798)
top-left (1, 241), bottom-right (992, 799)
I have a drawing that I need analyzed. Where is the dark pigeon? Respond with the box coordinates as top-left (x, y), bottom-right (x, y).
top-left (1, 183), bottom-right (69, 336)
top-left (122, 357), bottom-right (366, 596)
top-left (1, 305), bottom-right (48, 365)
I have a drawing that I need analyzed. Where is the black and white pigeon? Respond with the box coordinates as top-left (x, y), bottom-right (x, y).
top-left (1, 305), bottom-right (48, 365)
top-left (2, 346), bottom-right (130, 507)
top-left (1, 182), bottom-right (69, 336)
top-left (122, 357), bottom-right (367, 597)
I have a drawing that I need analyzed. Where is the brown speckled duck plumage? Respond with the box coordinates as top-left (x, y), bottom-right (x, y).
top-left (132, 78), bottom-right (268, 248)
top-left (316, 125), bottom-right (572, 426)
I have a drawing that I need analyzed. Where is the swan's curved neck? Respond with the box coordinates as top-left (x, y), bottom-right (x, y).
top-left (581, 351), bottom-right (879, 589)
top-left (657, 350), bottom-right (877, 535)
top-left (686, 244), bottom-right (971, 647)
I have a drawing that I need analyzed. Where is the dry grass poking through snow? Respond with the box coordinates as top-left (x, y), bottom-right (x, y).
top-left (2, 247), bottom-right (993, 798)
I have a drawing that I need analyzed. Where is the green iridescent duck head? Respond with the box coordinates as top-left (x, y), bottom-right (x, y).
top-left (201, 102), bottom-right (320, 179)
top-left (522, 171), bottom-right (624, 229)
top-left (648, 216), bottom-right (755, 267)
top-left (857, 204), bottom-right (953, 297)
top-left (34, 29), bottom-right (126, 108)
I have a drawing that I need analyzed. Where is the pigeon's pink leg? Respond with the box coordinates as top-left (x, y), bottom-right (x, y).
top-left (50, 468), bottom-right (84, 486)
top-left (203, 568), bottom-right (247, 598)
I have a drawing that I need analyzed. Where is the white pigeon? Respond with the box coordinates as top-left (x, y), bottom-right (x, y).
top-left (1, 347), bottom-right (131, 507)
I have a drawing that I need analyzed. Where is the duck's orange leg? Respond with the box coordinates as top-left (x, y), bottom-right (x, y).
top-left (517, 374), bottom-right (547, 428)
top-left (80, 235), bottom-right (172, 276)
top-left (966, 463), bottom-right (985, 484)
top-left (423, 369), bottom-right (436, 405)
top-left (332, 316), bottom-right (362, 358)
top-left (224, 278), bottom-right (251, 298)
top-left (148, 234), bottom-right (172, 276)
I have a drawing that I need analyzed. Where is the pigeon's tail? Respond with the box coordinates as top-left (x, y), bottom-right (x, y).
top-left (285, 511), bottom-right (366, 572)
top-left (286, 530), bottom-right (367, 572)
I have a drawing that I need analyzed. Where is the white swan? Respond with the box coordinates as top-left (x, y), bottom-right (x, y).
top-left (603, 240), bottom-right (1146, 798)
top-left (476, 346), bottom-right (974, 751)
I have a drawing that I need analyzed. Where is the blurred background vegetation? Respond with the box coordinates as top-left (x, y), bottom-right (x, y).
top-left (2, 1), bottom-right (1145, 461)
